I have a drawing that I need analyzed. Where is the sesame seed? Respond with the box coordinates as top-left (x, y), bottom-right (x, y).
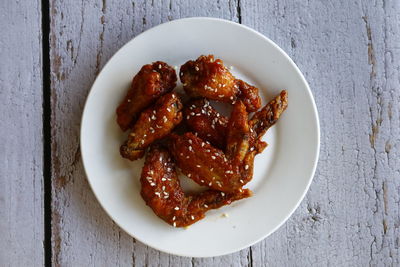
top-left (180, 153), bottom-right (184, 156)
top-left (141, 140), bottom-right (145, 144)
top-left (196, 113), bottom-right (201, 116)
top-left (210, 168), bottom-right (214, 171)
top-left (172, 216), bottom-right (176, 221)
top-left (190, 112), bottom-right (195, 116)
top-left (201, 142), bottom-right (205, 147)
top-left (209, 182), bottom-right (212, 186)
top-left (222, 213), bottom-right (229, 217)
top-left (158, 64), bottom-right (162, 69)
top-left (167, 108), bottom-right (171, 112)
top-left (187, 173), bottom-right (191, 177)
top-left (245, 165), bottom-right (249, 170)
top-left (127, 99), bottom-right (131, 102)
top-left (164, 195), bottom-right (169, 199)
top-left (173, 222), bottom-right (176, 227)
top-left (155, 192), bottom-right (161, 197)
top-left (156, 125), bottom-right (162, 128)
top-left (174, 206), bottom-right (180, 210)
top-left (204, 204), bottom-right (208, 208)
top-left (163, 192), bottom-right (168, 195)
top-left (240, 179), bottom-right (244, 184)
top-left (161, 178), bottom-right (166, 181)
top-left (195, 66), bottom-right (199, 71)
top-left (221, 192), bottom-right (225, 197)
top-left (196, 165), bottom-right (201, 168)
top-left (218, 95), bottom-right (224, 98)
top-left (191, 215), bottom-right (195, 220)
top-left (250, 147), bottom-right (255, 151)
top-left (180, 72), bottom-right (183, 76)
top-left (163, 116), bottom-right (167, 123)
top-left (186, 156), bottom-right (190, 159)
top-left (201, 180), bottom-right (204, 183)
top-left (149, 170), bottom-right (154, 174)
top-left (151, 115), bottom-right (156, 120)
top-left (150, 183), bottom-right (156, 186)
top-left (206, 149), bottom-right (210, 153)
top-left (186, 115), bottom-right (190, 120)
top-left (211, 156), bottom-right (216, 159)
top-left (162, 186), bottom-right (165, 190)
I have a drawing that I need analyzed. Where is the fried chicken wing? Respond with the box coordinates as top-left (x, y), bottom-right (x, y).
top-left (184, 90), bottom-right (288, 154)
top-left (180, 55), bottom-right (262, 112)
top-left (180, 55), bottom-right (238, 103)
top-left (169, 132), bottom-right (254, 192)
top-left (116, 61), bottom-right (177, 131)
top-left (183, 98), bottom-right (228, 149)
top-left (225, 101), bottom-right (251, 165)
top-left (141, 145), bottom-right (252, 227)
top-left (235, 79), bottom-right (262, 112)
top-left (120, 93), bottom-right (183, 161)
top-left (250, 90), bottom-right (288, 137)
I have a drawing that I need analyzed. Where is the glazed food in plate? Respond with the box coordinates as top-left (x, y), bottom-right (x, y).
top-left (116, 55), bottom-right (288, 227)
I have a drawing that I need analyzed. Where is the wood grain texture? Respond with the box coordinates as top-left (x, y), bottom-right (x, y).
top-left (0, 0), bottom-right (44, 265)
top-left (49, 0), bottom-right (400, 266)
top-left (241, 0), bottom-right (400, 266)
top-left (49, 0), bottom-right (250, 266)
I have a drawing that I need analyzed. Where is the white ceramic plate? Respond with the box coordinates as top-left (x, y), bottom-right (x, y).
top-left (81, 17), bottom-right (320, 257)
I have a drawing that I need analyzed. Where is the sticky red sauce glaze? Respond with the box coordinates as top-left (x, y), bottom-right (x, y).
top-left (180, 55), bottom-right (238, 103)
top-left (183, 98), bottom-right (229, 149)
top-left (116, 61), bottom-right (177, 131)
top-left (140, 145), bottom-right (252, 227)
top-left (120, 92), bottom-right (183, 161)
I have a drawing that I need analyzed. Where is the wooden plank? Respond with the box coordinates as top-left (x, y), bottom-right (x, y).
top-left (50, 0), bottom-right (252, 265)
top-left (241, 0), bottom-right (400, 265)
top-left (0, 1), bottom-right (44, 265)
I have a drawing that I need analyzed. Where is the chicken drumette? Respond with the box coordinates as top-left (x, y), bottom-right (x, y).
top-left (120, 92), bottom-right (183, 161)
top-left (140, 145), bottom-right (252, 227)
top-left (116, 61), bottom-right (177, 131)
top-left (180, 55), bottom-right (261, 112)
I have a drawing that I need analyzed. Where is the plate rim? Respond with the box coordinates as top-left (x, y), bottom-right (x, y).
top-left (80, 17), bottom-right (320, 257)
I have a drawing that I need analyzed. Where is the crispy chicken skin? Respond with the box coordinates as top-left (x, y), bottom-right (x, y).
top-left (180, 55), bottom-right (238, 103)
top-left (116, 61), bottom-right (177, 131)
top-left (180, 55), bottom-right (261, 112)
top-left (140, 145), bottom-right (252, 227)
top-left (120, 93), bottom-right (183, 161)
top-left (169, 132), bottom-right (254, 192)
top-left (183, 98), bottom-right (229, 149)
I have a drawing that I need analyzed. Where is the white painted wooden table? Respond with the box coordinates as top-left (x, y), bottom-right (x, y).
top-left (1, 0), bottom-right (399, 266)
